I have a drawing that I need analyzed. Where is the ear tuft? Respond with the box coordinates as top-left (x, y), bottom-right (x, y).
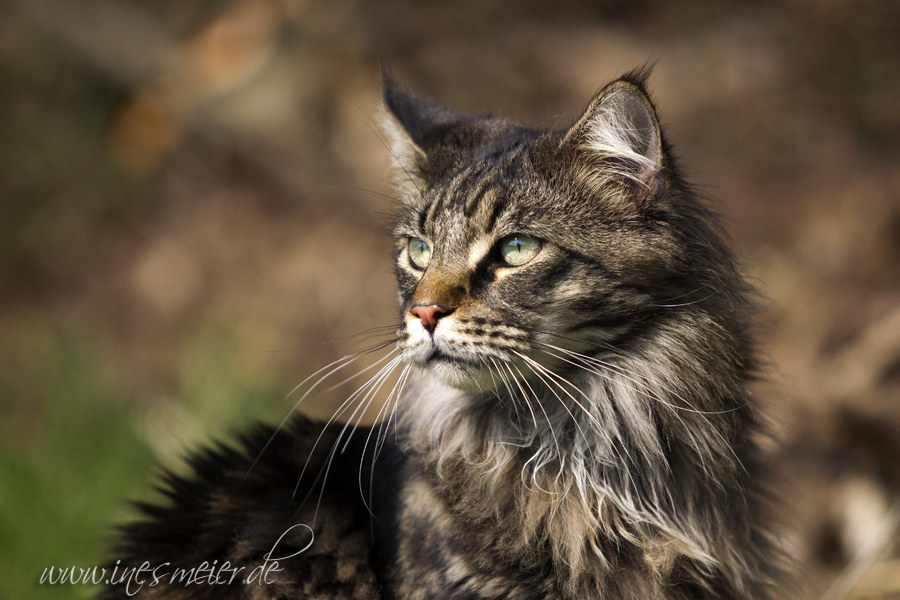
top-left (381, 79), bottom-right (427, 176)
top-left (565, 77), bottom-right (665, 208)
top-left (382, 75), bottom-right (465, 157)
top-left (381, 73), bottom-right (472, 201)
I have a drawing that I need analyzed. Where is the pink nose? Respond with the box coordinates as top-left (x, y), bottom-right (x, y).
top-left (411, 304), bottom-right (447, 331)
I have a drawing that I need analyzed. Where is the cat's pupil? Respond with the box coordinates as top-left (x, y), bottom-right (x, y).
top-left (499, 234), bottom-right (541, 266)
top-left (407, 238), bottom-right (431, 269)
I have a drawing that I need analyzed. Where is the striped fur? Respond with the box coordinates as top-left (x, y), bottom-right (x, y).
top-left (384, 71), bottom-right (789, 598)
top-left (104, 72), bottom-right (790, 600)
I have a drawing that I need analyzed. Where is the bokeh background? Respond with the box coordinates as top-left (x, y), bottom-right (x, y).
top-left (1, 0), bottom-right (899, 598)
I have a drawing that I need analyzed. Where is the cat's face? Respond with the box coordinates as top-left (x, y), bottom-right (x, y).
top-left (385, 78), bottom-right (677, 392)
top-left (393, 154), bottom-right (567, 391)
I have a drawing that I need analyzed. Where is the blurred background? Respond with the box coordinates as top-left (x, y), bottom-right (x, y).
top-left (1, 0), bottom-right (898, 597)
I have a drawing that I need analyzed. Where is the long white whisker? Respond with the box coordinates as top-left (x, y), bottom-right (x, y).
top-left (499, 361), bottom-right (558, 493)
top-left (501, 360), bottom-right (538, 432)
top-left (246, 344), bottom-right (396, 478)
top-left (513, 351), bottom-right (637, 495)
top-left (294, 351), bottom-right (402, 495)
top-left (534, 344), bottom-right (731, 478)
top-left (485, 358), bottom-right (519, 419)
top-left (514, 353), bottom-right (605, 462)
top-left (309, 354), bottom-right (405, 520)
top-left (536, 339), bottom-right (745, 416)
top-left (511, 350), bottom-right (605, 431)
top-left (488, 357), bottom-right (522, 425)
top-left (373, 364), bottom-right (411, 463)
top-left (651, 284), bottom-right (719, 308)
top-left (532, 339), bottom-right (749, 477)
top-left (354, 362), bottom-right (411, 515)
top-left (364, 364), bottom-right (412, 514)
top-left (510, 362), bottom-right (562, 472)
top-left (340, 356), bottom-right (405, 454)
top-left (320, 348), bottom-right (403, 399)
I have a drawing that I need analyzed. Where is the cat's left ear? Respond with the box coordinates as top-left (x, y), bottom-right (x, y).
top-left (563, 76), bottom-right (666, 209)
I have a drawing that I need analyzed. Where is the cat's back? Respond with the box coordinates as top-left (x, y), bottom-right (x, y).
top-left (102, 417), bottom-right (404, 599)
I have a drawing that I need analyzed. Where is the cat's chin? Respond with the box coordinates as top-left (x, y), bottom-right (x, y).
top-left (431, 364), bottom-right (498, 393)
top-left (415, 354), bottom-right (500, 393)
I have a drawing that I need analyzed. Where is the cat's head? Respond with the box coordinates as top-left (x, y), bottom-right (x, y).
top-left (384, 72), bottom-right (742, 393)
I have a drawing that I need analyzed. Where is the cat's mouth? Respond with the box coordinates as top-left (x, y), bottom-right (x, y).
top-left (426, 349), bottom-right (472, 365)
top-left (424, 348), bottom-right (481, 372)
top-left (411, 347), bottom-right (499, 392)
top-left (400, 318), bottom-right (533, 391)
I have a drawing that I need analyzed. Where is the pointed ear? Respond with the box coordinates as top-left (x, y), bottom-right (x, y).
top-left (381, 74), bottom-right (472, 201)
top-left (382, 75), bottom-right (467, 162)
top-left (563, 78), bottom-right (665, 209)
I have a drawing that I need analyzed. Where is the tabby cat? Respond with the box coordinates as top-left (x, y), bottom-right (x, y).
top-left (103, 71), bottom-right (788, 599)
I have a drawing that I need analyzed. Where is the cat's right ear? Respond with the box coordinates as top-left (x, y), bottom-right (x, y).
top-left (382, 74), bottom-right (467, 199)
top-left (383, 82), bottom-right (460, 155)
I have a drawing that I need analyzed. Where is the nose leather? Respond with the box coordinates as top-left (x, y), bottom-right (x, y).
top-left (411, 304), bottom-right (448, 332)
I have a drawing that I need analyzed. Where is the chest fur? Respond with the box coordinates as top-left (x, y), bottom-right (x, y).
top-left (384, 459), bottom-right (680, 600)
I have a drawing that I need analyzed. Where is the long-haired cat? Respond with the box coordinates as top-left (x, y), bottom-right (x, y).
top-left (103, 70), bottom-right (789, 599)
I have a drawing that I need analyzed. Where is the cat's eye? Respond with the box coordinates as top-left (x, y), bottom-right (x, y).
top-left (407, 238), bottom-right (431, 269)
top-left (499, 234), bottom-right (542, 266)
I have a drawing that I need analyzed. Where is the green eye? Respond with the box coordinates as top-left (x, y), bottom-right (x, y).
top-left (408, 238), bottom-right (431, 269)
top-left (499, 234), bottom-right (542, 266)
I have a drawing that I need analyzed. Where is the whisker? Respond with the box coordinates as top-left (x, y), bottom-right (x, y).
top-left (535, 344), bottom-right (711, 473)
top-left (513, 351), bottom-right (635, 493)
top-left (361, 364), bottom-right (412, 516)
top-left (339, 356), bottom-right (404, 454)
top-left (501, 360), bottom-right (539, 432)
top-left (341, 365), bottom-right (410, 514)
top-left (489, 357), bottom-right (522, 425)
top-left (498, 361), bottom-right (557, 493)
top-left (534, 339), bottom-right (746, 416)
top-left (320, 347), bottom-right (403, 402)
top-left (373, 364), bottom-right (411, 463)
top-left (305, 354), bottom-right (405, 520)
top-left (484, 358), bottom-right (517, 417)
top-left (245, 345), bottom-right (395, 478)
top-left (511, 362), bottom-right (561, 469)
top-left (514, 354), bottom-right (609, 460)
top-left (514, 324), bottom-right (644, 364)
top-left (652, 289), bottom-right (719, 308)
top-left (511, 350), bottom-right (605, 431)
top-left (532, 343), bottom-right (743, 477)
top-left (330, 325), bottom-right (401, 349)
top-left (293, 350), bottom-right (402, 491)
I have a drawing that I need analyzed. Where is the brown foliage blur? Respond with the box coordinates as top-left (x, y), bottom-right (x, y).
top-left (2, 0), bottom-right (899, 597)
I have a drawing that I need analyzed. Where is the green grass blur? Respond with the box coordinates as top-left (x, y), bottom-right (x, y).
top-left (0, 321), bottom-right (288, 599)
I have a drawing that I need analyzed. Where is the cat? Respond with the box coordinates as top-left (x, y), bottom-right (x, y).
top-left (102, 70), bottom-right (789, 599)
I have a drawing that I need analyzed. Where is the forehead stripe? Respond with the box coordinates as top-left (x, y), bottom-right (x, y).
top-left (417, 206), bottom-right (428, 232)
top-left (462, 175), bottom-right (496, 219)
top-left (423, 184), bottom-right (449, 231)
top-left (485, 195), bottom-right (506, 232)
